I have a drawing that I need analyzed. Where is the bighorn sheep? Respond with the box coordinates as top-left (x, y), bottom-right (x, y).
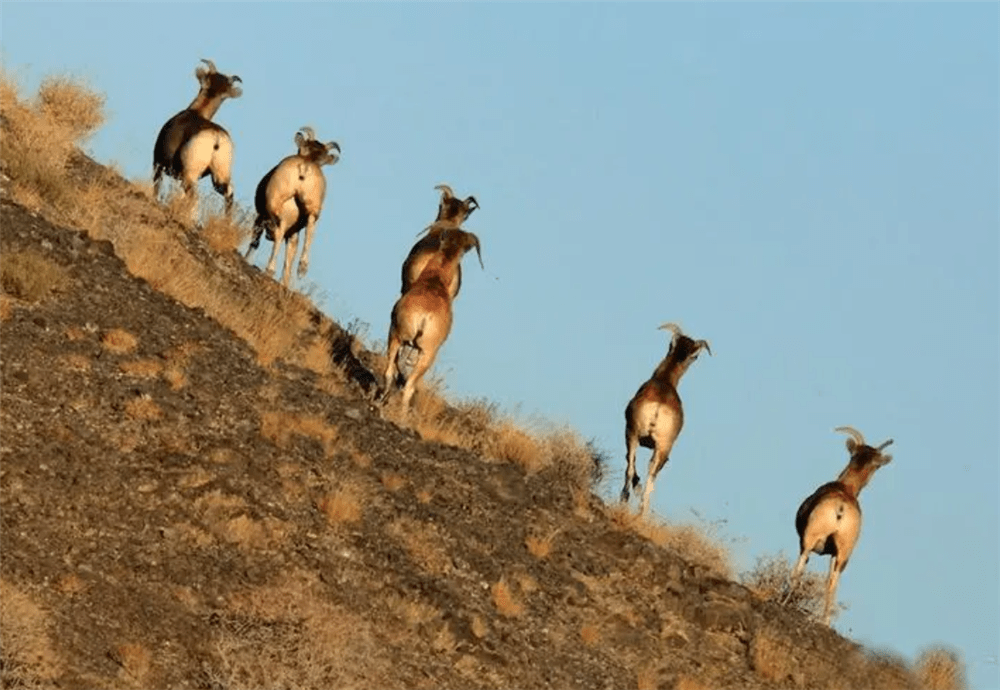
top-left (622, 323), bottom-right (711, 516)
top-left (786, 426), bottom-right (894, 625)
top-left (380, 228), bottom-right (483, 414)
top-left (152, 59), bottom-right (242, 219)
top-left (400, 184), bottom-right (479, 299)
top-left (245, 127), bottom-right (341, 288)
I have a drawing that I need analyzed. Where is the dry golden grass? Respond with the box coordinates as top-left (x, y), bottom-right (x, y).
top-left (259, 410), bottom-right (339, 458)
top-left (200, 208), bottom-right (253, 254)
top-left (0, 579), bottom-right (62, 688)
top-left (380, 471), bottom-right (407, 492)
top-left (470, 615), bottom-right (489, 640)
top-left (636, 665), bottom-right (659, 690)
top-left (0, 250), bottom-right (70, 302)
top-left (64, 325), bottom-right (88, 341)
top-left (491, 578), bottom-right (524, 618)
top-left (740, 552), bottom-right (843, 622)
top-left (0, 294), bottom-right (13, 321)
top-left (316, 484), bottom-right (363, 525)
top-left (119, 358), bottom-right (163, 378)
top-left (749, 626), bottom-right (796, 683)
top-left (101, 328), bottom-right (138, 354)
top-left (162, 366), bottom-right (188, 390)
top-left (914, 647), bottom-right (966, 690)
top-left (580, 623), bottom-right (601, 646)
top-left (56, 573), bottom-right (88, 597)
top-left (212, 572), bottom-right (389, 690)
top-left (109, 642), bottom-right (152, 688)
top-left (608, 505), bottom-right (732, 579)
top-left (525, 528), bottom-right (559, 559)
top-left (1, 70), bottom-right (103, 213)
top-left (60, 353), bottom-right (92, 372)
top-left (387, 517), bottom-right (451, 574)
top-left (124, 396), bottom-right (163, 421)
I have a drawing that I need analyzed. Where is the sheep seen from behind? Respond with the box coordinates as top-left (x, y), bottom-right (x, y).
top-left (152, 59), bottom-right (242, 220)
top-left (381, 228), bottom-right (483, 415)
top-left (246, 126), bottom-right (341, 288)
top-left (622, 323), bottom-right (711, 516)
top-left (787, 426), bottom-right (894, 626)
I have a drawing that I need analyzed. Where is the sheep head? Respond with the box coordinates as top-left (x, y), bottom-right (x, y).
top-left (434, 183), bottom-right (479, 226)
top-left (194, 58), bottom-right (242, 100)
top-left (658, 322), bottom-right (712, 360)
top-left (294, 127), bottom-right (341, 166)
top-left (835, 426), bottom-right (894, 470)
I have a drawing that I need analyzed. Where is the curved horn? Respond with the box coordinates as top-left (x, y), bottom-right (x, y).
top-left (695, 339), bottom-right (712, 356)
top-left (230, 75), bottom-right (242, 84)
top-left (658, 322), bottom-right (683, 338)
top-left (835, 426), bottom-right (867, 447)
top-left (200, 58), bottom-right (217, 74)
top-left (299, 126), bottom-right (316, 141)
top-left (327, 141), bottom-right (341, 153)
top-left (876, 439), bottom-right (894, 452)
top-left (434, 184), bottom-right (454, 199)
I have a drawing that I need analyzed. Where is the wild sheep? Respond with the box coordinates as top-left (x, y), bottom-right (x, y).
top-left (786, 426), bottom-right (893, 625)
top-left (400, 184), bottom-right (479, 299)
top-left (380, 228), bottom-right (483, 414)
top-left (622, 323), bottom-right (711, 516)
top-left (245, 127), bottom-right (341, 288)
top-left (152, 59), bottom-right (242, 219)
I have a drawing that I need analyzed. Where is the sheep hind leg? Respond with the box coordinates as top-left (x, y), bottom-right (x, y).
top-left (297, 213), bottom-right (317, 279)
top-left (281, 232), bottom-right (300, 289)
top-left (639, 447), bottom-right (669, 517)
top-left (621, 434), bottom-right (639, 503)
top-left (782, 548), bottom-right (810, 605)
top-left (400, 344), bottom-right (438, 415)
top-left (379, 334), bottom-right (403, 405)
top-left (822, 556), bottom-right (842, 626)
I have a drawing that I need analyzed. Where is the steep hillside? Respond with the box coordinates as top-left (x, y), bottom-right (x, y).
top-left (0, 75), bottom-right (964, 690)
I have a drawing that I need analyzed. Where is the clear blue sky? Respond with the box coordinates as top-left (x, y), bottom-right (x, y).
top-left (3, 3), bottom-right (997, 687)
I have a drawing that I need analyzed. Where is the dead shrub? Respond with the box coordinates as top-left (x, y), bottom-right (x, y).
top-left (0, 579), bottom-right (62, 687)
top-left (491, 578), bottom-right (524, 618)
top-left (0, 250), bottom-right (70, 302)
top-left (387, 517), bottom-right (451, 575)
top-left (119, 358), bottom-right (163, 378)
top-left (109, 642), bottom-right (152, 688)
top-left (124, 396), bottom-right (162, 421)
top-left (740, 551), bottom-right (844, 622)
top-left (201, 208), bottom-right (252, 254)
top-left (525, 528), bottom-right (559, 559)
top-left (101, 328), bottom-right (138, 354)
top-left (316, 485), bottom-right (363, 525)
top-left (914, 647), bottom-right (966, 690)
top-left (0, 70), bottom-right (104, 213)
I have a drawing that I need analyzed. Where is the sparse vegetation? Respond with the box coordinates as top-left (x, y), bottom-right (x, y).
top-left (740, 551), bottom-right (846, 623)
top-left (0, 67), bottom-right (971, 690)
top-left (0, 250), bottom-right (69, 302)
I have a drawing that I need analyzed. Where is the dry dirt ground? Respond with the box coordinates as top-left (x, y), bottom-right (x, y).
top-left (0, 146), bottom-right (951, 690)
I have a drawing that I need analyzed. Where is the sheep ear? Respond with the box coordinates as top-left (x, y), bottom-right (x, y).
top-left (195, 66), bottom-right (209, 83)
top-left (845, 438), bottom-right (858, 454)
top-left (878, 453), bottom-right (893, 467)
top-left (295, 132), bottom-right (306, 148)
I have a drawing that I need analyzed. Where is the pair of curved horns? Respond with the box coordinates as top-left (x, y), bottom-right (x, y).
top-left (658, 323), bottom-right (712, 355)
top-left (835, 426), bottom-right (894, 452)
top-left (199, 58), bottom-right (241, 83)
top-left (298, 126), bottom-right (316, 141)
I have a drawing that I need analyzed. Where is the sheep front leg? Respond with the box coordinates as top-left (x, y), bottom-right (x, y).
top-left (823, 557), bottom-right (842, 626)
